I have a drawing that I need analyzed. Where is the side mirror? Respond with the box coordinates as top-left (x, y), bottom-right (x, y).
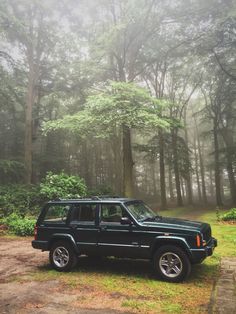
top-left (120, 217), bottom-right (132, 225)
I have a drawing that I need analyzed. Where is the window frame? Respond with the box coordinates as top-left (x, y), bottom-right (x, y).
top-left (69, 203), bottom-right (98, 225)
top-left (99, 203), bottom-right (130, 225)
top-left (42, 203), bottom-right (71, 225)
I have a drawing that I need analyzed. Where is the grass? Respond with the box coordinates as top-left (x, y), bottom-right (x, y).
top-left (27, 258), bottom-right (215, 313)
top-left (12, 207), bottom-right (236, 313)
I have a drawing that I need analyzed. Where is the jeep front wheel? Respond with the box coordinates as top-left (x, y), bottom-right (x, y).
top-left (153, 245), bottom-right (191, 282)
top-left (49, 241), bottom-right (77, 271)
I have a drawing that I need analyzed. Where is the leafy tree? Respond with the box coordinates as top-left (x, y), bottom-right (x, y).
top-left (44, 82), bottom-right (171, 197)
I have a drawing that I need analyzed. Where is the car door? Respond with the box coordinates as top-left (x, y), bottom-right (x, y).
top-left (69, 203), bottom-right (100, 255)
top-left (38, 203), bottom-right (72, 242)
top-left (97, 203), bottom-right (147, 258)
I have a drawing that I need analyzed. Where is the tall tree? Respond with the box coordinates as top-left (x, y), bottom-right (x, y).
top-left (43, 82), bottom-right (170, 196)
top-left (0, 0), bottom-right (67, 183)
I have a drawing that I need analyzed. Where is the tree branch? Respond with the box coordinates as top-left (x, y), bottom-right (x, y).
top-left (213, 50), bottom-right (236, 81)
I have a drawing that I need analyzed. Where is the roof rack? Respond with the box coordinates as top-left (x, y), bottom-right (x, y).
top-left (90, 195), bottom-right (122, 200)
top-left (52, 195), bottom-right (123, 201)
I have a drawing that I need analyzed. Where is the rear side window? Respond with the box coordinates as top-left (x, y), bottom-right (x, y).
top-left (43, 204), bottom-right (70, 224)
top-left (70, 204), bottom-right (96, 223)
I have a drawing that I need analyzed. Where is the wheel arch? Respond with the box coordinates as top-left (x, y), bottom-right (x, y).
top-left (48, 234), bottom-right (79, 254)
top-left (151, 237), bottom-right (191, 259)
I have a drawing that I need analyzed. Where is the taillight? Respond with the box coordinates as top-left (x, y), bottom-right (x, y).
top-left (196, 234), bottom-right (201, 247)
top-left (34, 225), bottom-right (38, 240)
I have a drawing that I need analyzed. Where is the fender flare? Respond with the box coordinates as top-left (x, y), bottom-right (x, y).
top-left (48, 233), bottom-right (79, 254)
top-left (151, 236), bottom-right (191, 257)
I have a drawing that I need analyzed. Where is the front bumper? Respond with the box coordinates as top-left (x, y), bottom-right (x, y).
top-left (190, 237), bottom-right (217, 263)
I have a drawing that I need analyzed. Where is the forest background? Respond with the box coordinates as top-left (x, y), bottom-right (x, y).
top-left (0, 0), bottom-right (236, 220)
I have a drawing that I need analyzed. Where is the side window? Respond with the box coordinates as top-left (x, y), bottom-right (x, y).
top-left (43, 204), bottom-right (70, 224)
top-left (70, 204), bottom-right (96, 223)
top-left (101, 204), bottom-right (125, 223)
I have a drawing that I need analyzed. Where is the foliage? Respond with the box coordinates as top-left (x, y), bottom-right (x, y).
top-left (0, 184), bottom-right (41, 217)
top-left (220, 208), bottom-right (236, 221)
top-left (43, 81), bottom-right (172, 138)
top-left (0, 172), bottom-right (88, 219)
top-left (39, 171), bottom-right (87, 200)
top-left (1, 213), bottom-right (35, 236)
top-left (134, 132), bottom-right (192, 178)
top-left (0, 160), bottom-right (25, 184)
top-left (0, 0), bottom-right (236, 206)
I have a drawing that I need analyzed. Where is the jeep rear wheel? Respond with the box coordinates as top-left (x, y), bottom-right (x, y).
top-left (49, 241), bottom-right (77, 272)
top-left (153, 245), bottom-right (191, 282)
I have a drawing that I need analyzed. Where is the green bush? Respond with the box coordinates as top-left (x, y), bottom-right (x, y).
top-left (1, 213), bottom-right (35, 236)
top-left (40, 171), bottom-right (87, 200)
top-left (0, 185), bottom-right (41, 217)
top-left (0, 171), bottom-right (88, 218)
top-left (220, 208), bottom-right (236, 221)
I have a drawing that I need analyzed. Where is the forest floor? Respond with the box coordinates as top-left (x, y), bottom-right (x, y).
top-left (0, 208), bottom-right (235, 314)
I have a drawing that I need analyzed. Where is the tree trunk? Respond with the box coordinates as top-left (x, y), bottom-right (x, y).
top-left (122, 125), bottom-right (133, 197)
top-left (82, 140), bottom-right (92, 187)
top-left (220, 131), bottom-right (236, 206)
top-left (193, 114), bottom-right (207, 204)
top-left (151, 157), bottom-right (158, 197)
top-left (194, 137), bottom-right (202, 203)
top-left (197, 139), bottom-right (207, 204)
top-left (183, 108), bottom-right (193, 204)
top-left (111, 132), bottom-right (123, 195)
top-left (168, 165), bottom-right (174, 202)
top-left (213, 119), bottom-right (223, 206)
top-left (180, 177), bottom-right (185, 202)
top-left (159, 130), bottom-right (167, 209)
top-left (24, 12), bottom-right (42, 184)
top-left (24, 56), bottom-right (34, 184)
top-left (185, 176), bottom-right (193, 205)
top-left (171, 129), bottom-right (183, 206)
top-left (220, 170), bottom-right (225, 204)
top-left (209, 169), bottom-right (214, 201)
top-left (226, 151), bottom-right (236, 206)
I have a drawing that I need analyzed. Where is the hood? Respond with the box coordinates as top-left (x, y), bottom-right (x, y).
top-left (141, 216), bottom-right (209, 233)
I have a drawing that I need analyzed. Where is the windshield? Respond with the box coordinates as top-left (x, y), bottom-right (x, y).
top-left (125, 201), bottom-right (160, 222)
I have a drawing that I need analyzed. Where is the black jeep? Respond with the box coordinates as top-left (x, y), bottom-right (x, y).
top-left (32, 197), bottom-right (217, 282)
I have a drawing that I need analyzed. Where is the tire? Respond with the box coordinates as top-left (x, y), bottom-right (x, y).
top-left (49, 241), bottom-right (78, 272)
top-left (152, 245), bottom-right (191, 283)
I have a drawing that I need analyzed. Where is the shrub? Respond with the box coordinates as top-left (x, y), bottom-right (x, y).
top-left (40, 171), bottom-right (87, 200)
top-left (220, 208), bottom-right (236, 221)
top-left (0, 184), bottom-right (41, 217)
top-left (1, 213), bottom-right (35, 236)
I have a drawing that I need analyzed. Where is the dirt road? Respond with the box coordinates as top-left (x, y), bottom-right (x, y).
top-left (0, 237), bottom-right (128, 314)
